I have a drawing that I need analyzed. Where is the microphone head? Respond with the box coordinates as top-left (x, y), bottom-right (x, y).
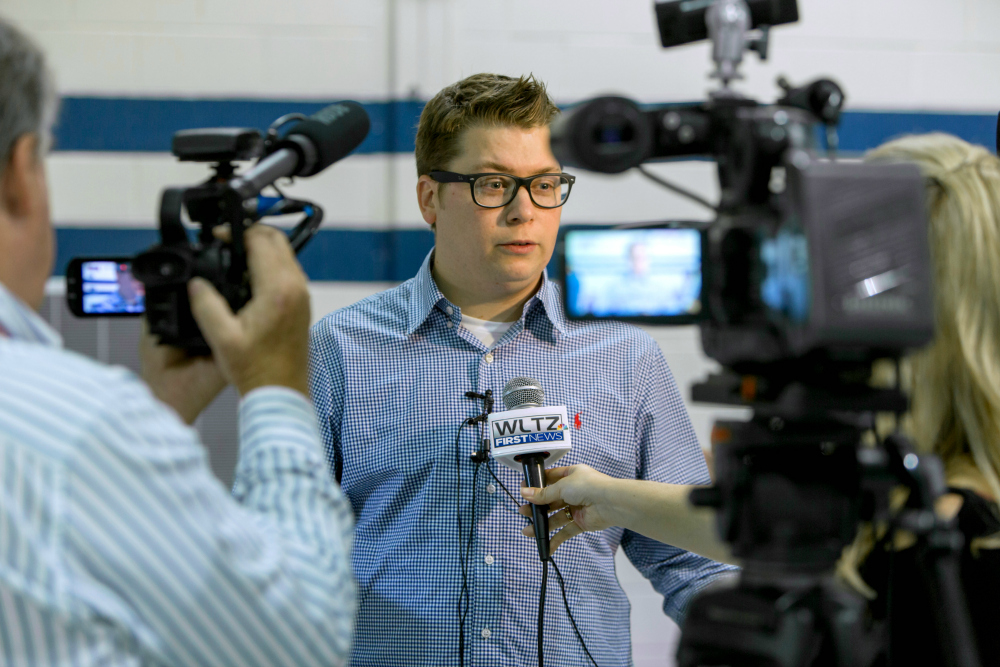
top-left (502, 376), bottom-right (545, 411)
top-left (282, 101), bottom-right (370, 177)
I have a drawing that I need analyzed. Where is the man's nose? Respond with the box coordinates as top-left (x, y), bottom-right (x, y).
top-left (504, 184), bottom-right (535, 224)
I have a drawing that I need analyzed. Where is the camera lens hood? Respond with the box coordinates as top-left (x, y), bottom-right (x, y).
top-left (550, 96), bottom-right (653, 174)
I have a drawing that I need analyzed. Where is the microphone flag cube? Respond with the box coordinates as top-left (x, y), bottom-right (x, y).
top-left (487, 405), bottom-right (572, 471)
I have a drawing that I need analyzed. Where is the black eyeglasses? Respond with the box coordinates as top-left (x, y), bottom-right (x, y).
top-left (430, 171), bottom-right (576, 209)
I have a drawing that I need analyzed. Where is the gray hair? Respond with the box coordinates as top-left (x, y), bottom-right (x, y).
top-left (0, 17), bottom-right (57, 173)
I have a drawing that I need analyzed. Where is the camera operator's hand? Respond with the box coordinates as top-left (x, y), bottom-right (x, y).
top-left (188, 224), bottom-right (311, 397)
top-left (140, 319), bottom-right (227, 425)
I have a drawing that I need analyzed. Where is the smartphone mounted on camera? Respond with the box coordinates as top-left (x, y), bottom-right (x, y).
top-left (66, 257), bottom-right (146, 317)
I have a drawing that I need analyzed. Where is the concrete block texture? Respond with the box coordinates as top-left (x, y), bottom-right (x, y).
top-left (1, 0), bottom-right (994, 107)
top-left (16, 0), bottom-right (1000, 664)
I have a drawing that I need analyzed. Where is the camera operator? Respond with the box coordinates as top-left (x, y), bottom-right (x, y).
top-left (522, 132), bottom-right (1000, 665)
top-left (0, 18), bottom-right (354, 666)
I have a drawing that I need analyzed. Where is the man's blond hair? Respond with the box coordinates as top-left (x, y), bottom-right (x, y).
top-left (414, 73), bottom-right (559, 176)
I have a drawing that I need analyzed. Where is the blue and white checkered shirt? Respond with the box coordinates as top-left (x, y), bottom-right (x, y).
top-left (0, 283), bottom-right (355, 666)
top-left (310, 251), bottom-right (737, 666)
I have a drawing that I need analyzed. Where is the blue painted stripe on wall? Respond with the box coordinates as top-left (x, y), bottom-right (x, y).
top-left (837, 111), bottom-right (997, 153)
top-left (53, 96), bottom-right (997, 155)
top-left (54, 98), bottom-right (425, 154)
top-left (55, 227), bottom-right (436, 282)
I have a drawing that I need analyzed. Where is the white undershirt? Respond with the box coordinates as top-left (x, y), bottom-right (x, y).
top-left (461, 313), bottom-right (515, 349)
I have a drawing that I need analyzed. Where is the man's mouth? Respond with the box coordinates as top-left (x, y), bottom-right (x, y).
top-left (499, 241), bottom-right (537, 255)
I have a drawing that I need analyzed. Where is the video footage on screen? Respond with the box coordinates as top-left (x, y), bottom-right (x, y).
top-left (562, 227), bottom-right (703, 321)
top-left (80, 260), bottom-right (146, 315)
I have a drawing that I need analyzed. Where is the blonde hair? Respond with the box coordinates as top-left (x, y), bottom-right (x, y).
top-left (414, 73), bottom-right (559, 176)
top-left (838, 133), bottom-right (1000, 595)
top-left (867, 133), bottom-right (1000, 500)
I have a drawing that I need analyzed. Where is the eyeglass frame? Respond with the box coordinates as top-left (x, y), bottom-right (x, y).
top-left (429, 170), bottom-right (576, 209)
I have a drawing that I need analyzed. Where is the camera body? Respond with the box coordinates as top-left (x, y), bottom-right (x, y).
top-left (66, 100), bottom-right (372, 352)
top-left (553, 93), bottom-right (934, 374)
top-left (551, 3), bottom-right (974, 665)
top-left (132, 129), bottom-right (264, 353)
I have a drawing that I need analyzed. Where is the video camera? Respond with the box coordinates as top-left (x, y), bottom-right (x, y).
top-left (67, 102), bottom-right (370, 353)
top-left (553, 2), bottom-right (981, 666)
top-left (553, 4), bottom-right (933, 375)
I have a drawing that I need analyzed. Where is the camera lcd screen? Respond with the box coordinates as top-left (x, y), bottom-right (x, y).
top-left (759, 228), bottom-right (810, 324)
top-left (562, 227), bottom-right (703, 321)
top-left (80, 260), bottom-right (146, 314)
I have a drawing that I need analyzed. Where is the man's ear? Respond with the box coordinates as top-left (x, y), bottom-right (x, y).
top-left (1, 134), bottom-right (40, 220)
top-left (416, 174), bottom-right (440, 228)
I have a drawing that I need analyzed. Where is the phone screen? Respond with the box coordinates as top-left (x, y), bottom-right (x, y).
top-left (80, 260), bottom-right (146, 314)
top-left (562, 227), bottom-right (704, 321)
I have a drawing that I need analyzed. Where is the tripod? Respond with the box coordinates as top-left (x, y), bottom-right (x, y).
top-left (676, 374), bottom-right (981, 667)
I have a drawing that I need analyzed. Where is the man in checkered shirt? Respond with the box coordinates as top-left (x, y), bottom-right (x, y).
top-left (309, 73), bottom-right (738, 666)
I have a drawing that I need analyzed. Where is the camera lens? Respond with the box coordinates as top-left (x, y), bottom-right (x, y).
top-left (550, 96), bottom-right (653, 174)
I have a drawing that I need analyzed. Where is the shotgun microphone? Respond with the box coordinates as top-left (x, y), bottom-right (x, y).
top-left (228, 101), bottom-right (370, 199)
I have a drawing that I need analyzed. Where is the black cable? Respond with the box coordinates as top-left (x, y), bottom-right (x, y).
top-left (464, 416), bottom-right (488, 616)
top-left (551, 558), bottom-right (600, 667)
top-left (486, 459), bottom-right (550, 666)
top-left (539, 558), bottom-right (548, 667)
top-left (486, 459), bottom-right (600, 666)
top-left (454, 419), bottom-right (472, 664)
top-left (487, 459), bottom-right (521, 507)
top-left (486, 459), bottom-right (540, 544)
top-left (637, 165), bottom-right (719, 213)
top-left (456, 391), bottom-right (492, 667)
top-left (461, 462), bottom-right (483, 637)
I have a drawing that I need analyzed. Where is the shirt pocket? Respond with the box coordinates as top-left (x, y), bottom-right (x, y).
top-left (561, 386), bottom-right (637, 479)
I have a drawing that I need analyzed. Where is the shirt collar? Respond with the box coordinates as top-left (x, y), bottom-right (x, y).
top-left (405, 248), bottom-right (568, 336)
top-left (405, 250), bottom-right (450, 335)
top-left (534, 271), bottom-right (569, 335)
top-left (0, 282), bottom-right (63, 347)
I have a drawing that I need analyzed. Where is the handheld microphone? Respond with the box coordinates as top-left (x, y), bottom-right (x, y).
top-left (488, 377), bottom-right (572, 561)
top-left (229, 101), bottom-right (371, 199)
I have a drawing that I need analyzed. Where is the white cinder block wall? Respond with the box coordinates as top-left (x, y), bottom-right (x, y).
top-left (9, 1), bottom-right (999, 664)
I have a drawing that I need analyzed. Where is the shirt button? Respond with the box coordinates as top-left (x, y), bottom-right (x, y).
top-left (484, 352), bottom-right (494, 363)
top-left (446, 321), bottom-right (453, 329)
top-left (446, 306), bottom-right (454, 315)
top-left (486, 484), bottom-right (496, 494)
top-left (481, 628), bottom-right (492, 639)
top-left (485, 554), bottom-right (495, 565)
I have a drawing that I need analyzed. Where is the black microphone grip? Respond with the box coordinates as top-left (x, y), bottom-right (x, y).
top-left (521, 453), bottom-right (550, 561)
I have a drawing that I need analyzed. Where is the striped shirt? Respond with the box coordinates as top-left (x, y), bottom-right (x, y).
top-left (0, 283), bottom-right (355, 666)
top-left (309, 250), bottom-right (738, 666)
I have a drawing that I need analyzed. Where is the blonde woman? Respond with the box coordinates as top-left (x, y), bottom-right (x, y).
top-left (853, 133), bottom-right (1000, 665)
top-left (521, 133), bottom-right (1000, 664)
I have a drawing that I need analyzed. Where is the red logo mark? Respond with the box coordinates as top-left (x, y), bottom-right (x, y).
top-left (574, 413), bottom-right (582, 429)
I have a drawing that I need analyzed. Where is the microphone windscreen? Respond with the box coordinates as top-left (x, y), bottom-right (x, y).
top-left (502, 377), bottom-right (545, 411)
top-left (287, 101), bottom-right (370, 176)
